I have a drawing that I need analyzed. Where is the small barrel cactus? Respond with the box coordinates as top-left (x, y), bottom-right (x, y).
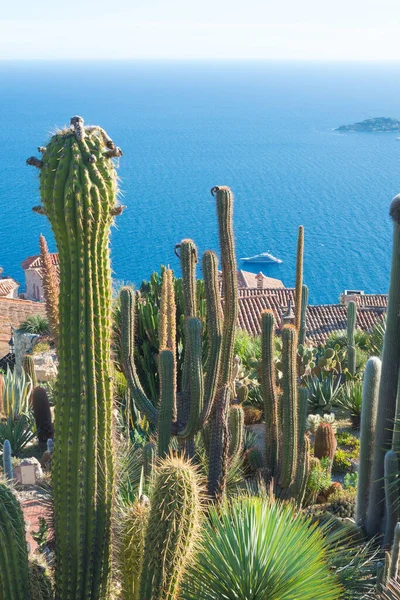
top-left (2, 439), bottom-right (13, 484)
top-left (314, 422), bottom-right (337, 461)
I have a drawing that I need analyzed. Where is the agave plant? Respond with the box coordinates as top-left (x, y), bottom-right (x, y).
top-left (2, 365), bottom-right (32, 420)
top-left (306, 373), bottom-right (342, 413)
top-left (335, 379), bottom-right (363, 429)
top-left (0, 415), bottom-right (35, 455)
top-left (182, 496), bottom-right (342, 600)
top-left (18, 314), bottom-right (50, 335)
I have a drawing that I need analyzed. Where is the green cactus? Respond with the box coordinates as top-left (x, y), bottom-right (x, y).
top-left (347, 301), bottom-right (357, 376)
top-left (261, 309), bottom-right (279, 479)
top-left (294, 225), bottom-right (304, 331)
top-left (236, 385), bottom-right (248, 404)
top-left (293, 435), bottom-right (310, 507)
top-left (2, 439), bottom-right (13, 484)
top-left (279, 325), bottom-right (298, 489)
top-left (228, 405), bottom-right (244, 458)
top-left (140, 455), bottom-right (203, 600)
top-left (298, 284), bottom-right (308, 346)
top-left (356, 357), bottom-right (381, 527)
top-left (22, 355), bottom-right (37, 391)
top-left (29, 557), bottom-right (53, 600)
top-left (143, 442), bottom-right (157, 482)
top-left (28, 116), bottom-right (121, 599)
top-left (119, 497), bottom-right (150, 600)
top-left (367, 196), bottom-right (400, 538)
top-left (314, 422), bottom-right (337, 461)
top-left (32, 387), bottom-right (54, 446)
top-left (389, 522), bottom-right (400, 580)
top-left (246, 448), bottom-right (264, 472)
top-left (0, 482), bottom-right (31, 599)
top-left (384, 450), bottom-right (400, 546)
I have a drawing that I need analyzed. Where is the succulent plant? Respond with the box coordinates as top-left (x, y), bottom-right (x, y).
top-left (314, 422), bottom-right (337, 462)
top-left (39, 233), bottom-right (60, 344)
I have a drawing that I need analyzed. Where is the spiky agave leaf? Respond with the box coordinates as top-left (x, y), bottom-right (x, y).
top-left (182, 496), bottom-right (342, 600)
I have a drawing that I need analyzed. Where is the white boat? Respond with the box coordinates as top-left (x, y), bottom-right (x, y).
top-left (240, 251), bottom-right (282, 265)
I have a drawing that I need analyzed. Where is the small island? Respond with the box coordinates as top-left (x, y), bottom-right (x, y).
top-left (336, 117), bottom-right (400, 132)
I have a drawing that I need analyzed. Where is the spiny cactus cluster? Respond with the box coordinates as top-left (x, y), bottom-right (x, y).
top-left (120, 186), bottom-right (238, 498)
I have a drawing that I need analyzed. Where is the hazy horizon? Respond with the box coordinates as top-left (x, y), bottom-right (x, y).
top-left (2, 0), bottom-right (400, 61)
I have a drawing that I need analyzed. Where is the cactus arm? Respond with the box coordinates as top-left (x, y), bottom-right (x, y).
top-left (177, 318), bottom-right (204, 439)
top-left (2, 439), bottom-right (13, 485)
top-left (357, 357), bottom-right (381, 528)
top-left (159, 269), bottom-right (177, 420)
top-left (120, 286), bottom-right (158, 425)
top-left (367, 196), bottom-right (400, 537)
top-left (298, 284), bottom-right (309, 346)
top-left (294, 225), bottom-right (304, 331)
top-left (390, 523), bottom-right (400, 580)
top-left (279, 325), bottom-right (298, 489)
top-left (157, 350), bottom-right (176, 458)
top-left (208, 186), bottom-right (238, 498)
top-left (228, 405), bottom-right (244, 458)
top-left (347, 301), bottom-right (357, 376)
top-left (261, 310), bottom-right (279, 478)
top-left (200, 250), bottom-right (223, 424)
top-left (383, 450), bottom-right (400, 546)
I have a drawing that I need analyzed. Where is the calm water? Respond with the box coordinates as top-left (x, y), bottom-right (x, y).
top-left (1, 60), bottom-right (399, 304)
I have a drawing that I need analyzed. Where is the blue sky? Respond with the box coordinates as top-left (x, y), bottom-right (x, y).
top-left (1, 0), bottom-right (400, 60)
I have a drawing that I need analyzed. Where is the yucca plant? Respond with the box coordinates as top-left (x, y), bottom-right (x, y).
top-left (19, 314), bottom-right (50, 335)
top-left (0, 415), bottom-right (35, 455)
top-left (182, 496), bottom-right (342, 600)
top-left (2, 366), bottom-right (32, 420)
top-left (335, 379), bottom-right (363, 429)
top-left (381, 579), bottom-right (400, 599)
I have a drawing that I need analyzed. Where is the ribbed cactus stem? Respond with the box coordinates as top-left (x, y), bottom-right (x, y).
top-left (142, 442), bottom-right (156, 482)
top-left (279, 325), bottom-right (298, 489)
top-left (39, 233), bottom-right (60, 344)
top-left (228, 405), bottom-right (244, 458)
top-left (294, 435), bottom-right (310, 507)
top-left (120, 287), bottom-right (158, 425)
top-left (357, 357), bottom-right (381, 528)
top-left (159, 269), bottom-right (177, 420)
top-left (314, 423), bottom-right (337, 462)
top-left (22, 355), bottom-right (37, 391)
top-left (2, 440), bottom-right (13, 485)
top-left (0, 482), bottom-right (31, 599)
top-left (157, 350), bottom-right (176, 458)
top-left (294, 225), bottom-right (304, 331)
top-left (208, 186), bottom-right (238, 499)
top-left (298, 284), bottom-right (308, 346)
top-left (367, 196), bottom-right (400, 537)
top-left (384, 450), bottom-right (400, 546)
top-left (119, 498), bottom-right (150, 600)
top-left (261, 310), bottom-right (279, 478)
top-left (140, 456), bottom-right (203, 600)
top-left (177, 318), bottom-right (204, 439)
top-left (390, 523), bottom-right (400, 580)
top-left (28, 118), bottom-right (120, 599)
top-left (347, 300), bottom-right (357, 376)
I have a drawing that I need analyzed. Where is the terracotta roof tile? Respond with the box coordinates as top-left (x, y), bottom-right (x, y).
top-left (0, 279), bottom-right (19, 297)
top-left (21, 253), bottom-right (59, 271)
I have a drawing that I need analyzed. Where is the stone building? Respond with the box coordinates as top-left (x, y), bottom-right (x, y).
top-left (21, 254), bottom-right (60, 301)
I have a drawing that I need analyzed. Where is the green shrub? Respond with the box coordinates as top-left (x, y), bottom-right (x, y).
top-left (182, 496), bottom-right (342, 600)
top-left (19, 315), bottom-right (50, 335)
top-left (332, 449), bottom-right (352, 473)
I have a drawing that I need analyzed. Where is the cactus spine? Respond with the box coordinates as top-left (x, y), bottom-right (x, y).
top-left (347, 300), bottom-right (357, 376)
top-left (298, 284), bottom-right (308, 346)
top-left (119, 498), bottom-right (150, 600)
top-left (140, 456), bottom-right (203, 600)
top-left (314, 422), bottom-right (337, 461)
top-left (28, 116), bottom-right (121, 599)
top-left (39, 233), bottom-right (60, 344)
top-left (367, 196), bottom-right (400, 538)
top-left (294, 225), bottom-right (304, 331)
top-left (143, 442), bottom-right (156, 482)
top-left (0, 482), bottom-right (31, 599)
top-left (2, 439), bottom-right (13, 485)
top-left (356, 357), bottom-right (381, 527)
top-left (22, 355), bottom-right (37, 391)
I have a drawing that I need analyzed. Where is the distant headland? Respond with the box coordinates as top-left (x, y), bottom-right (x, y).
top-left (336, 117), bottom-right (400, 132)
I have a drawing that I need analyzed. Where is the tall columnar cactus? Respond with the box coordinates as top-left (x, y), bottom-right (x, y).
top-left (22, 355), bottom-right (37, 391)
top-left (140, 456), bottom-right (203, 600)
top-left (27, 116), bottom-right (122, 599)
top-left (0, 482), bottom-right (32, 599)
top-left (390, 522), bottom-right (400, 580)
top-left (2, 439), bottom-right (13, 484)
top-left (39, 233), bottom-right (60, 344)
top-left (367, 196), bottom-right (400, 538)
top-left (356, 357), bottom-right (381, 528)
top-left (298, 284), bottom-right (308, 346)
top-left (314, 422), bottom-right (337, 461)
top-left (228, 405), bottom-right (244, 458)
top-left (120, 186), bottom-right (237, 498)
top-left (261, 310), bottom-right (279, 479)
top-left (384, 450), bottom-right (400, 546)
top-left (294, 225), bottom-right (304, 331)
top-left (347, 300), bottom-right (357, 376)
top-left (278, 325), bottom-right (298, 490)
top-left (143, 442), bottom-right (156, 482)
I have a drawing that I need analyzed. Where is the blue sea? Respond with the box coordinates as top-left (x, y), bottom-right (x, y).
top-left (1, 60), bottom-right (399, 304)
